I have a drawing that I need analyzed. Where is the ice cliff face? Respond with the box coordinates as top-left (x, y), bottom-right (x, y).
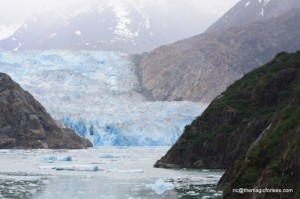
top-left (0, 51), bottom-right (206, 146)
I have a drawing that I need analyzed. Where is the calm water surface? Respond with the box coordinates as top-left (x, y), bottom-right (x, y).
top-left (0, 147), bottom-right (223, 199)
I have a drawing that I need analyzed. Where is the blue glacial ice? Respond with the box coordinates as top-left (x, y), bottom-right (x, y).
top-left (146, 179), bottom-right (175, 195)
top-left (39, 165), bottom-right (100, 171)
top-left (0, 50), bottom-right (207, 146)
top-left (44, 156), bottom-right (73, 163)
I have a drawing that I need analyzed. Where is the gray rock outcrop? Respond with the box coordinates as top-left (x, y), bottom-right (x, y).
top-left (137, 9), bottom-right (300, 103)
top-left (0, 73), bottom-right (92, 149)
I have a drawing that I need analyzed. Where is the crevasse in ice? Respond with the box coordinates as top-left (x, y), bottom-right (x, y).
top-left (0, 50), bottom-right (206, 146)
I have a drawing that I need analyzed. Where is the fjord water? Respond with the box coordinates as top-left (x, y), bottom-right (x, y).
top-left (0, 147), bottom-right (223, 199)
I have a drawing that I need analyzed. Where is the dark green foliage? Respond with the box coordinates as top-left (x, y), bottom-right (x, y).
top-left (218, 51), bottom-right (300, 198)
top-left (182, 51), bottom-right (299, 148)
top-left (161, 51), bottom-right (300, 198)
top-left (240, 169), bottom-right (262, 186)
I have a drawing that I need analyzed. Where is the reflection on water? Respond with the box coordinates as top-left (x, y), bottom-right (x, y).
top-left (0, 147), bottom-right (224, 199)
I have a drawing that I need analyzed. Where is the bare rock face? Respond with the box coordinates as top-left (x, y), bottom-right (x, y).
top-left (0, 73), bottom-right (92, 149)
top-left (137, 9), bottom-right (300, 103)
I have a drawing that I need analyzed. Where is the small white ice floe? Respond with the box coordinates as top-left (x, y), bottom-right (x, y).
top-left (99, 154), bottom-right (124, 158)
top-left (186, 191), bottom-right (199, 196)
top-left (44, 156), bottom-right (72, 163)
top-left (0, 150), bottom-right (10, 154)
top-left (106, 169), bottom-right (144, 173)
top-left (146, 179), bottom-right (175, 195)
top-left (75, 30), bottom-right (81, 35)
top-left (99, 154), bottom-right (115, 158)
top-left (39, 165), bottom-right (100, 171)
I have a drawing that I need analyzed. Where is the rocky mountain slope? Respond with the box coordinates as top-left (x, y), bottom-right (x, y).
top-left (206, 0), bottom-right (300, 32)
top-left (0, 0), bottom-right (205, 53)
top-left (0, 73), bottom-right (92, 149)
top-left (154, 51), bottom-right (300, 198)
top-left (137, 9), bottom-right (300, 103)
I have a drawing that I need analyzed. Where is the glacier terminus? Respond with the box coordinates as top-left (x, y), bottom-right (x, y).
top-left (0, 50), bottom-right (206, 146)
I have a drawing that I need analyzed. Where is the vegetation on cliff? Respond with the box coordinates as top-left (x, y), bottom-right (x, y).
top-left (155, 51), bottom-right (300, 198)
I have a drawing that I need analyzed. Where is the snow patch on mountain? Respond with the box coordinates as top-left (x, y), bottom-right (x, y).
top-left (0, 23), bottom-right (22, 40)
top-left (107, 1), bottom-right (138, 40)
top-left (75, 30), bottom-right (82, 36)
top-left (260, 8), bottom-right (264, 16)
top-left (262, 0), bottom-right (270, 6)
top-left (49, 33), bottom-right (57, 38)
top-left (13, 43), bottom-right (22, 51)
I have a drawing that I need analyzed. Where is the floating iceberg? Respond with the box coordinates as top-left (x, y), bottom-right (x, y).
top-left (99, 155), bottom-right (115, 158)
top-left (0, 150), bottom-right (10, 154)
top-left (99, 154), bottom-right (123, 159)
top-left (146, 179), bottom-right (175, 195)
top-left (45, 156), bottom-right (72, 163)
top-left (0, 51), bottom-right (207, 146)
top-left (39, 165), bottom-right (100, 171)
top-left (186, 191), bottom-right (199, 196)
top-left (106, 169), bottom-right (144, 173)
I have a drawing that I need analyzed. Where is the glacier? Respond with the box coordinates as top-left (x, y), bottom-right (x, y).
top-left (0, 50), bottom-right (206, 146)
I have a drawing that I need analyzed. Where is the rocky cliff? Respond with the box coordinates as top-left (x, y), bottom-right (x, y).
top-left (137, 8), bottom-right (300, 103)
top-left (154, 51), bottom-right (300, 198)
top-left (0, 73), bottom-right (92, 149)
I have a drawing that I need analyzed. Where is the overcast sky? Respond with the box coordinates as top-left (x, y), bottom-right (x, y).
top-left (0, 0), bottom-right (240, 24)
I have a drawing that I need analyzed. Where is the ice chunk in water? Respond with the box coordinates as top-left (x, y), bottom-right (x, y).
top-left (106, 169), bottom-right (144, 173)
top-left (39, 165), bottom-right (99, 171)
top-left (146, 179), bottom-right (175, 195)
top-left (99, 154), bottom-right (123, 158)
top-left (99, 154), bottom-right (114, 158)
top-left (44, 156), bottom-right (72, 163)
top-left (0, 150), bottom-right (10, 154)
top-left (186, 191), bottom-right (199, 196)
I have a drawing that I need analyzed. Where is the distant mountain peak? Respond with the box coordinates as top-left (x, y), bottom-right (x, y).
top-left (0, 1), bottom-right (205, 53)
top-left (206, 0), bottom-right (300, 32)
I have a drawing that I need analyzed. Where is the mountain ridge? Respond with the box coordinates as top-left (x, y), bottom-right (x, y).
top-left (137, 8), bottom-right (300, 103)
top-left (206, 0), bottom-right (300, 33)
top-left (0, 1), bottom-right (206, 53)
